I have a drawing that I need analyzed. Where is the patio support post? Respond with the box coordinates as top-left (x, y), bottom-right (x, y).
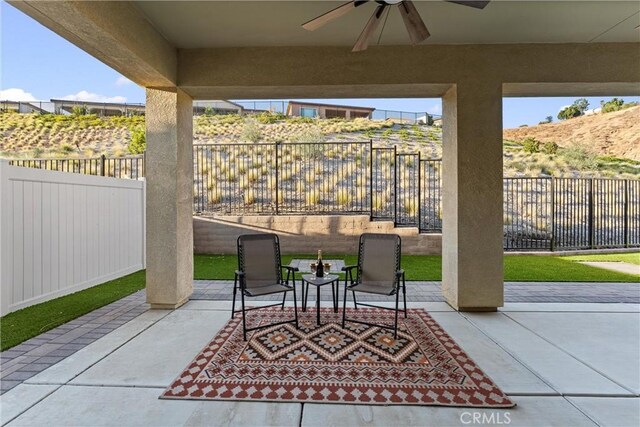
top-left (145, 88), bottom-right (194, 309)
top-left (441, 81), bottom-right (504, 311)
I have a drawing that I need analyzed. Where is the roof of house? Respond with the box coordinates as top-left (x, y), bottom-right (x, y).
top-left (50, 99), bottom-right (144, 109)
top-left (288, 101), bottom-right (375, 112)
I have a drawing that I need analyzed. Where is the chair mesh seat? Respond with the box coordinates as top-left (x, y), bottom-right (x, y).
top-left (348, 282), bottom-right (396, 296)
top-left (244, 284), bottom-right (291, 297)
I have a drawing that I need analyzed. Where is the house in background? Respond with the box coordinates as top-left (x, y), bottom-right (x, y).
top-left (192, 100), bottom-right (244, 115)
top-left (51, 99), bottom-right (145, 116)
top-left (286, 101), bottom-right (374, 120)
top-left (0, 100), bottom-right (49, 114)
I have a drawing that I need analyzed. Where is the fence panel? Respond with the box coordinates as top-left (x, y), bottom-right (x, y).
top-left (593, 179), bottom-right (627, 248)
top-left (0, 161), bottom-right (145, 316)
top-left (9, 156), bottom-right (144, 180)
top-left (419, 159), bottom-right (442, 233)
top-left (394, 153), bottom-right (420, 227)
top-left (371, 147), bottom-right (396, 220)
top-left (503, 178), bottom-right (552, 250)
top-left (553, 178), bottom-right (592, 249)
top-left (193, 142), bottom-right (371, 215)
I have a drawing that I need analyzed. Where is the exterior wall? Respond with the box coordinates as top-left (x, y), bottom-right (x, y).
top-left (287, 103), bottom-right (373, 120)
top-left (0, 161), bottom-right (146, 316)
top-left (193, 215), bottom-right (441, 255)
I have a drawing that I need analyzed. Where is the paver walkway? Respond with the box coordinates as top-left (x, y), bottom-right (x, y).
top-left (1, 280), bottom-right (638, 395)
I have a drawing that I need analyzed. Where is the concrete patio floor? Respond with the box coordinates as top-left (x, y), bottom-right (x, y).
top-left (1, 300), bottom-right (639, 427)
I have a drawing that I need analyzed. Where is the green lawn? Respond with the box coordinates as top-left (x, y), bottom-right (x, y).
top-left (0, 271), bottom-right (146, 351)
top-left (2, 252), bottom-right (637, 352)
top-left (195, 253), bottom-right (640, 282)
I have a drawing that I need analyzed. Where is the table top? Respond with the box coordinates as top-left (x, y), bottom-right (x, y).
top-left (301, 274), bottom-right (340, 286)
top-left (289, 259), bottom-right (345, 274)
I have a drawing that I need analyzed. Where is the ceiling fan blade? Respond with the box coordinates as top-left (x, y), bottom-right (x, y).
top-left (446, 1), bottom-right (491, 9)
top-left (302, 1), bottom-right (369, 31)
top-left (352, 5), bottom-right (386, 52)
top-left (399, 0), bottom-right (430, 45)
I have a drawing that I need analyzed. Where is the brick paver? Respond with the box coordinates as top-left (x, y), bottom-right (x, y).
top-left (1, 280), bottom-right (638, 394)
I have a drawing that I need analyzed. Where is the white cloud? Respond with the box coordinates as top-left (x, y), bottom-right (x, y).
top-left (115, 76), bottom-right (133, 86)
top-left (61, 91), bottom-right (127, 103)
top-left (0, 88), bottom-right (38, 101)
top-left (427, 103), bottom-right (442, 115)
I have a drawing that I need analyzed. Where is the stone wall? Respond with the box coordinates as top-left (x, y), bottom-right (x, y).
top-left (193, 215), bottom-right (442, 255)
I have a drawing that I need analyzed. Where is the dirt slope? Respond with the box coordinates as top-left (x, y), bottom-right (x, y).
top-left (503, 106), bottom-right (640, 161)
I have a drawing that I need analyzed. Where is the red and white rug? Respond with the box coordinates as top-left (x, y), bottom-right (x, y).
top-left (161, 307), bottom-right (515, 407)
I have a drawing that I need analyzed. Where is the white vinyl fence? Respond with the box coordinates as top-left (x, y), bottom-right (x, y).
top-left (0, 161), bottom-right (145, 316)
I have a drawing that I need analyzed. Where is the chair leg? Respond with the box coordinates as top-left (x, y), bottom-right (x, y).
top-left (231, 275), bottom-right (238, 319)
top-left (281, 291), bottom-right (286, 310)
top-left (352, 290), bottom-right (358, 309)
top-left (394, 289), bottom-right (400, 339)
top-left (402, 276), bottom-right (407, 318)
top-left (292, 286), bottom-right (299, 329)
top-left (241, 291), bottom-right (248, 341)
top-left (342, 280), bottom-right (349, 329)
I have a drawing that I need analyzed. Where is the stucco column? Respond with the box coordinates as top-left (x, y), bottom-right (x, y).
top-left (441, 82), bottom-right (504, 311)
top-left (145, 88), bottom-right (193, 309)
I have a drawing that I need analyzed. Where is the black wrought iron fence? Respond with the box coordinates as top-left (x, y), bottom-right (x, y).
top-left (8, 143), bottom-right (639, 251)
top-left (8, 155), bottom-right (145, 179)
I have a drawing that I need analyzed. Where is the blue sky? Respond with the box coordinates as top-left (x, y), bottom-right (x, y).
top-left (1, 2), bottom-right (638, 129)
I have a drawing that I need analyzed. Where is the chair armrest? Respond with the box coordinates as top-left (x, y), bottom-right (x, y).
top-left (341, 265), bottom-right (357, 272)
top-left (235, 270), bottom-right (245, 277)
top-left (282, 266), bottom-right (299, 272)
top-left (396, 269), bottom-right (405, 278)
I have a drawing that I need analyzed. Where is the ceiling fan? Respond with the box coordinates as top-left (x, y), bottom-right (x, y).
top-left (302, 0), bottom-right (490, 52)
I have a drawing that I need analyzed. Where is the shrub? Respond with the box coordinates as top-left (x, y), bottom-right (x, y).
top-left (256, 111), bottom-right (286, 124)
top-left (563, 144), bottom-right (599, 171)
top-left (522, 137), bottom-right (540, 153)
top-left (600, 98), bottom-right (625, 113)
top-left (243, 189), bottom-right (256, 205)
top-left (337, 189), bottom-right (351, 206)
top-left (71, 105), bottom-right (88, 116)
top-left (208, 188), bottom-right (222, 204)
top-left (128, 128), bottom-right (146, 154)
top-left (381, 129), bottom-right (393, 140)
top-left (291, 127), bottom-right (325, 143)
top-left (305, 189), bottom-right (320, 206)
top-left (241, 118), bottom-right (261, 143)
top-left (542, 141), bottom-right (559, 155)
top-left (398, 129), bottom-right (410, 141)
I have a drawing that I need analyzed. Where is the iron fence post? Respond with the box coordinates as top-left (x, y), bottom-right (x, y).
top-left (588, 178), bottom-right (594, 249)
top-left (369, 139), bottom-right (374, 220)
top-left (275, 142), bottom-right (280, 215)
top-left (100, 154), bottom-right (106, 176)
top-left (624, 179), bottom-right (629, 248)
top-left (417, 152), bottom-right (422, 231)
top-left (550, 177), bottom-right (556, 251)
top-left (393, 145), bottom-right (398, 226)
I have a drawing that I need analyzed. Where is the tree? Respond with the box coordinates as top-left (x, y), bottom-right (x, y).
top-left (573, 98), bottom-right (589, 114)
top-left (600, 98), bottom-right (625, 113)
top-left (539, 115), bottom-right (553, 124)
top-left (558, 98), bottom-right (590, 121)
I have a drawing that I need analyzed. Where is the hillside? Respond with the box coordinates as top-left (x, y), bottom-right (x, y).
top-left (504, 106), bottom-right (640, 161)
top-left (1, 111), bottom-right (638, 179)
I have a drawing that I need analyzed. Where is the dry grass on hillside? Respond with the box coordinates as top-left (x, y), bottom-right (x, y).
top-left (503, 106), bottom-right (640, 161)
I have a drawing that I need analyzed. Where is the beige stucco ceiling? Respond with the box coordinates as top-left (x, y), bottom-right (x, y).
top-left (133, 0), bottom-right (640, 48)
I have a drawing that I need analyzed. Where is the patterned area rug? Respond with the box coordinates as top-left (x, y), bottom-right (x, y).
top-left (161, 308), bottom-right (515, 407)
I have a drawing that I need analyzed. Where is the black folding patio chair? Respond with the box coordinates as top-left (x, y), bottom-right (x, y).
top-left (341, 233), bottom-right (407, 338)
top-left (232, 233), bottom-right (299, 340)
